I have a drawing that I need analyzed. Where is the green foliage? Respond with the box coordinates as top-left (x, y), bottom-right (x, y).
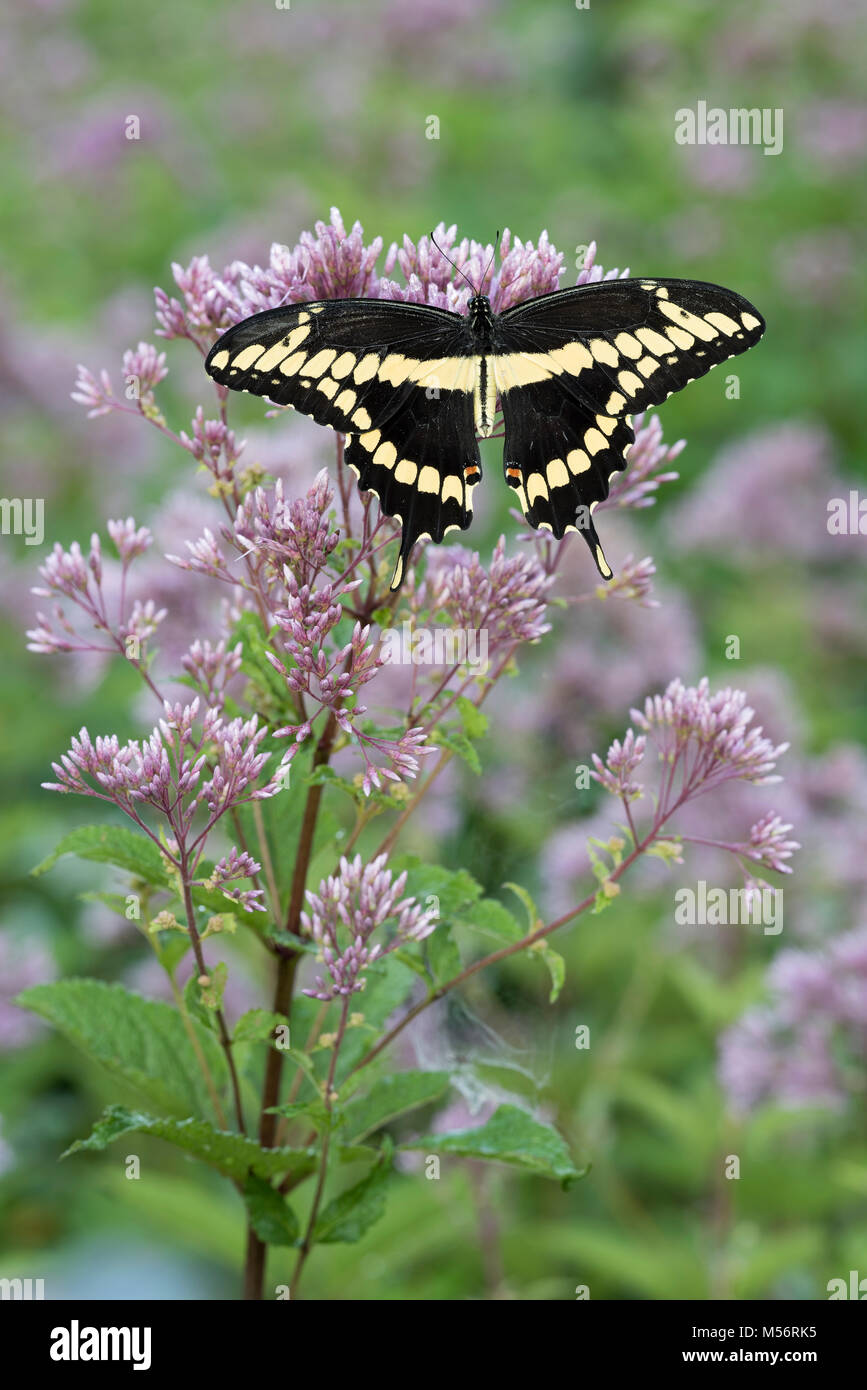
top-left (404, 1104), bottom-right (585, 1185)
top-left (31, 824), bottom-right (171, 887)
top-left (243, 1176), bottom-right (301, 1247)
top-left (343, 1071), bottom-right (451, 1143)
top-left (313, 1144), bottom-right (394, 1244)
top-left (17, 979), bottom-right (227, 1120)
top-left (64, 1105), bottom-right (317, 1183)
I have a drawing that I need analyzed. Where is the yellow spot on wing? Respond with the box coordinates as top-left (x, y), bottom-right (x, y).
top-left (549, 341), bottom-right (594, 375)
top-left (663, 325), bottom-right (694, 350)
top-left (567, 448), bottom-right (591, 474)
top-left (232, 344), bottom-right (265, 370)
top-left (706, 311), bottom-right (741, 336)
top-left (584, 428), bottom-right (607, 455)
top-left (614, 333), bottom-right (642, 359)
top-left (331, 352), bottom-right (356, 378)
top-left (635, 327), bottom-right (671, 356)
top-left (395, 459), bottom-right (417, 484)
top-left (379, 354), bottom-right (412, 386)
top-left (441, 476), bottom-right (463, 504)
top-left (279, 351), bottom-right (307, 376)
top-left (304, 348), bottom-right (337, 377)
top-left (256, 327), bottom-right (309, 370)
top-left (741, 312), bottom-right (761, 331)
top-left (417, 466), bottom-right (440, 493)
top-left (413, 357), bottom-right (475, 391)
top-left (618, 370), bottom-right (643, 395)
top-left (210, 350), bottom-right (229, 370)
top-left (493, 353), bottom-right (555, 388)
top-left (657, 300), bottom-right (718, 342)
top-left (359, 430), bottom-right (381, 452)
top-left (546, 458), bottom-right (569, 488)
top-left (636, 356), bottom-right (660, 378)
top-left (354, 353), bottom-right (379, 383)
top-left (373, 441), bottom-right (397, 470)
top-left (590, 339), bottom-right (619, 368)
top-left (527, 473), bottom-right (549, 504)
top-left (317, 377), bottom-right (338, 399)
top-left (335, 388), bottom-right (357, 413)
top-left (352, 408), bottom-right (372, 429)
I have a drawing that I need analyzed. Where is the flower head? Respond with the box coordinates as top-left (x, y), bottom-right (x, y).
top-left (301, 853), bottom-right (437, 1000)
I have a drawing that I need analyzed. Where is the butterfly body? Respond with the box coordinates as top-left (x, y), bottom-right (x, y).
top-left (205, 275), bottom-right (765, 588)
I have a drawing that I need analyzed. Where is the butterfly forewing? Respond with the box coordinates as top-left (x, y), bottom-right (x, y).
top-left (491, 278), bottom-right (765, 573)
top-left (205, 299), bottom-right (481, 587)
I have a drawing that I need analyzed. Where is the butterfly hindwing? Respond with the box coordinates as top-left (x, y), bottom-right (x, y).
top-left (496, 375), bottom-right (632, 577)
top-left (205, 299), bottom-right (481, 586)
top-left (492, 277), bottom-right (765, 573)
top-left (344, 389), bottom-right (479, 590)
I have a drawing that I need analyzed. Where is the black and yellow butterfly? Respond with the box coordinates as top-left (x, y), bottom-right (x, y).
top-left (205, 276), bottom-right (765, 588)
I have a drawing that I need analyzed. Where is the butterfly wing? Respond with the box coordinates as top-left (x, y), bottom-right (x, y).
top-left (205, 300), bottom-right (481, 588)
top-left (493, 277), bottom-right (765, 575)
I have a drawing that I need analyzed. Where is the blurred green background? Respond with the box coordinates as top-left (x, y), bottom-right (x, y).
top-left (1, 0), bottom-right (866, 1299)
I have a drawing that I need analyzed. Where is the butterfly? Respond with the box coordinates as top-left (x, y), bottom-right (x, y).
top-left (205, 273), bottom-right (765, 589)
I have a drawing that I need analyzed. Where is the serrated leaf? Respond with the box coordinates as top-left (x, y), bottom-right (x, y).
top-left (402, 1103), bottom-right (584, 1184)
top-left (343, 1071), bottom-right (450, 1142)
top-left (16, 979), bottom-right (227, 1120)
top-left (31, 824), bottom-right (171, 886)
top-left (313, 1144), bottom-right (393, 1244)
top-left (63, 1105), bottom-right (317, 1183)
top-left (243, 1174), bottom-right (300, 1246)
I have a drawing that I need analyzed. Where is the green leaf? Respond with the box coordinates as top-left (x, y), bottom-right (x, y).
top-left (403, 1104), bottom-right (585, 1184)
top-left (31, 824), bottom-right (171, 887)
top-left (343, 1071), bottom-right (451, 1142)
top-left (63, 1105), bottom-right (317, 1183)
top-left (233, 1009), bottom-right (288, 1045)
top-left (460, 896), bottom-right (522, 944)
top-left (503, 880), bottom-right (540, 931)
top-left (16, 979), bottom-right (227, 1120)
top-left (183, 969), bottom-right (217, 1034)
top-left (398, 860), bottom-right (483, 919)
top-left (243, 1175), bottom-right (300, 1246)
top-left (266, 1098), bottom-right (331, 1132)
top-left (455, 694), bottom-right (488, 739)
top-left (530, 940), bottom-right (566, 1004)
top-left (313, 1144), bottom-right (393, 1244)
top-left (426, 922), bottom-right (462, 984)
top-left (429, 725), bottom-right (482, 774)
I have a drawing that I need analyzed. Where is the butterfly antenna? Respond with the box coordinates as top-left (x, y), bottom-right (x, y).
top-left (430, 230), bottom-right (478, 294)
top-left (482, 232), bottom-right (499, 288)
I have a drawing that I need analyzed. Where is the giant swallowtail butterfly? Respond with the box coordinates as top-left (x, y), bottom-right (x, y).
top-left (205, 272), bottom-right (764, 588)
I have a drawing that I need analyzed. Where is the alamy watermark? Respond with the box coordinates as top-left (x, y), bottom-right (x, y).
top-left (379, 622), bottom-right (488, 674)
top-left (675, 880), bottom-right (783, 935)
top-left (675, 101), bottom-right (783, 157)
top-left (0, 497), bottom-right (44, 546)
